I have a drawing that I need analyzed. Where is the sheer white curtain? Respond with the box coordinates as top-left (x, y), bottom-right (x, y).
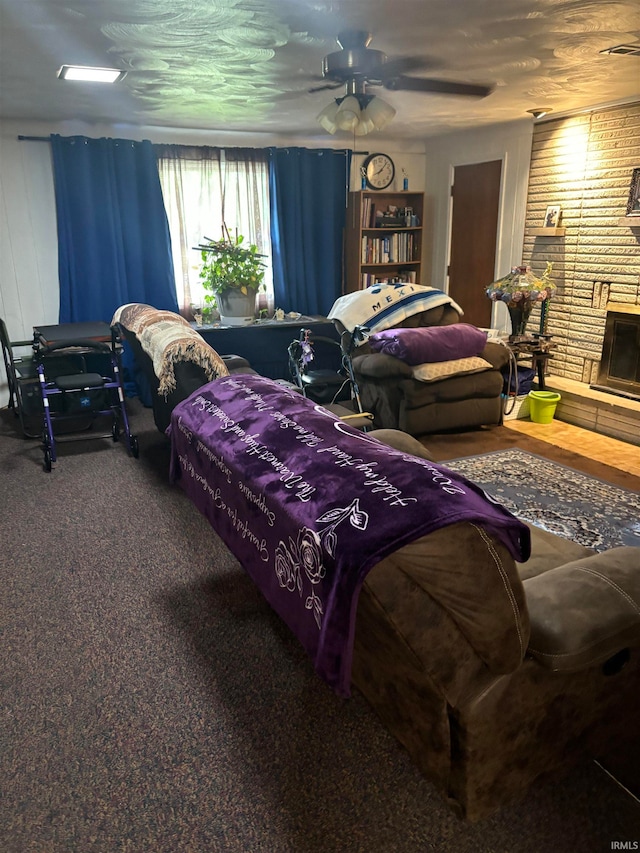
top-left (155, 145), bottom-right (273, 314)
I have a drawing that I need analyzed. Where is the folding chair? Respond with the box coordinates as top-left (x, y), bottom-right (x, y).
top-left (1, 317), bottom-right (41, 438)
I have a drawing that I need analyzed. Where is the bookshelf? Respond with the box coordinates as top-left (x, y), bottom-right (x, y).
top-left (343, 190), bottom-right (425, 294)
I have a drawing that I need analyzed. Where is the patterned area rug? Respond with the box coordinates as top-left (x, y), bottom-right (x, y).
top-left (445, 448), bottom-right (640, 552)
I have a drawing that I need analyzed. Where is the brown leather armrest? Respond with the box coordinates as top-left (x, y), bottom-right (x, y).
top-left (480, 341), bottom-right (511, 370)
top-left (524, 546), bottom-right (640, 671)
top-left (352, 352), bottom-right (414, 379)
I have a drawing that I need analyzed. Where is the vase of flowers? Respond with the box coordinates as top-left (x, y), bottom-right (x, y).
top-left (198, 226), bottom-right (266, 326)
top-left (485, 262), bottom-right (555, 337)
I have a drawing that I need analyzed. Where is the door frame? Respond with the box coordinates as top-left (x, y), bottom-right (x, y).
top-left (444, 155), bottom-right (508, 328)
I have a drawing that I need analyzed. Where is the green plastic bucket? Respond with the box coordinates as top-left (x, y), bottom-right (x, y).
top-left (528, 390), bottom-right (561, 424)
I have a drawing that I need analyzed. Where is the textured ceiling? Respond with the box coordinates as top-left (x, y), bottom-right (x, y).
top-left (1, 0), bottom-right (639, 139)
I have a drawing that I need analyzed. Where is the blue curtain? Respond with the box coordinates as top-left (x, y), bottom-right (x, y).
top-left (268, 147), bottom-right (351, 316)
top-left (50, 134), bottom-right (178, 401)
top-left (50, 134), bottom-right (178, 323)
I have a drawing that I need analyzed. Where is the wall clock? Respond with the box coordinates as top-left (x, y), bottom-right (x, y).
top-left (362, 153), bottom-right (395, 190)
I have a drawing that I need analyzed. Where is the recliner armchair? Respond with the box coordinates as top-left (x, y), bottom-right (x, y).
top-left (344, 302), bottom-right (510, 435)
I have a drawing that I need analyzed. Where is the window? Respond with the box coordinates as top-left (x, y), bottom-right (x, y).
top-left (155, 145), bottom-right (273, 314)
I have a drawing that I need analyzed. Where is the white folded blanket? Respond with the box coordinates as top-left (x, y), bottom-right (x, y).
top-left (328, 284), bottom-right (463, 335)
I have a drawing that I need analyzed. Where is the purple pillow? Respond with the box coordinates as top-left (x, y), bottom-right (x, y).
top-left (369, 324), bottom-right (488, 365)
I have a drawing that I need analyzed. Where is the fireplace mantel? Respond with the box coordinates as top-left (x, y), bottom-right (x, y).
top-left (605, 302), bottom-right (640, 316)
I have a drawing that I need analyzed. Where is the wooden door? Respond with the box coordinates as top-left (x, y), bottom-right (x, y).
top-left (448, 160), bottom-right (502, 328)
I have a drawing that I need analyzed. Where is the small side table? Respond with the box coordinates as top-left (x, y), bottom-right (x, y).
top-left (508, 336), bottom-right (555, 390)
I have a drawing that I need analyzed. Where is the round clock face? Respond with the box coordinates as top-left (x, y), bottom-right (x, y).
top-left (363, 153), bottom-right (395, 190)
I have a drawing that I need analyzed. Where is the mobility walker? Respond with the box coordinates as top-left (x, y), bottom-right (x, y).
top-left (32, 322), bottom-right (139, 471)
top-left (287, 324), bottom-right (373, 428)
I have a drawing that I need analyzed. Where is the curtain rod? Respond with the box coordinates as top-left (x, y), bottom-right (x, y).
top-left (18, 135), bottom-right (369, 154)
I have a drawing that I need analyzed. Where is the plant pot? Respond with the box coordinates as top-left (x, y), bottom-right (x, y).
top-left (218, 291), bottom-right (257, 326)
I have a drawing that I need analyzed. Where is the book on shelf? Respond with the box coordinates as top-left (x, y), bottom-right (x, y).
top-left (360, 233), bottom-right (415, 264)
top-left (360, 197), bottom-right (378, 228)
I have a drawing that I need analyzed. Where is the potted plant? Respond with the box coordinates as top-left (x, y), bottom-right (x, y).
top-left (197, 225), bottom-right (266, 326)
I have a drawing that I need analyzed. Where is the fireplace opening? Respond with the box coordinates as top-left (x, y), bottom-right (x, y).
top-left (591, 305), bottom-right (640, 401)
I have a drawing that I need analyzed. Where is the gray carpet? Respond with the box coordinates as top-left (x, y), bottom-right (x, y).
top-left (1, 400), bottom-right (638, 852)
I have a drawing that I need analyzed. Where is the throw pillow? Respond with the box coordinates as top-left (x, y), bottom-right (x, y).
top-left (412, 356), bottom-right (493, 383)
top-left (369, 323), bottom-right (488, 365)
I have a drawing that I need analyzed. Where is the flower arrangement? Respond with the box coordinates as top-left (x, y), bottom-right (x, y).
top-left (485, 262), bottom-right (555, 336)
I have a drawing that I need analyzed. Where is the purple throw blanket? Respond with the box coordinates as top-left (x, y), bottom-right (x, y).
top-left (168, 375), bottom-right (530, 696)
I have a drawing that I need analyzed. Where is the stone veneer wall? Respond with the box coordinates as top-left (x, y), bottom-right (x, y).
top-left (521, 101), bottom-right (640, 385)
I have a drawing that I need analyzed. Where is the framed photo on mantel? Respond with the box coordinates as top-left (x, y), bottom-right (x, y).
top-left (543, 205), bottom-right (561, 228)
top-left (626, 167), bottom-right (640, 216)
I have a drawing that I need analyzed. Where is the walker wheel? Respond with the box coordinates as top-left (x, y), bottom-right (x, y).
top-left (129, 435), bottom-right (139, 458)
top-left (43, 447), bottom-right (52, 472)
top-left (112, 422), bottom-right (120, 442)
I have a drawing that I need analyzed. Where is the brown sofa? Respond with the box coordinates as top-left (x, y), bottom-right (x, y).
top-left (161, 369), bottom-right (639, 820)
top-left (344, 303), bottom-right (511, 435)
top-left (350, 432), bottom-right (640, 819)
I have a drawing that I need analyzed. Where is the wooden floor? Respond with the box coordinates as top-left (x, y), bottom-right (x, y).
top-left (505, 418), bottom-right (640, 478)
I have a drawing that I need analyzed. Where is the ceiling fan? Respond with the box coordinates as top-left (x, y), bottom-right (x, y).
top-left (311, 30), bottom-right (493, 99)
top-left (310, 31), bottom-right (493, 135)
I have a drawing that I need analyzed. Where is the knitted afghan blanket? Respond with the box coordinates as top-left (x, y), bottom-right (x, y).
top-left (112, 303), bottom-right (190, 335)
top-left (112, 304), bottom-right (228, 396)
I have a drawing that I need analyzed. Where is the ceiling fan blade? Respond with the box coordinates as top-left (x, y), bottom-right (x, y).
top-left (378, 55), bottom-right (432, 78)
top-left (270, 90), bottom-right (315, 102)
top-left (308, 81), bottom-right (343, 94)
top-left (385, 75), bottom-right (493, 98)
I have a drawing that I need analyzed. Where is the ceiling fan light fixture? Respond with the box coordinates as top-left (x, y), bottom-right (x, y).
top-left (317, 93), bottom-right (396, 136)
top-left (365, 96), bottom-right (396, 130)
top-left (353, 113), bottom-right (376, 136)
top-left (316, 100), bottom-right (340, 134)
top-left (335, 94), bottom-right (361, 130)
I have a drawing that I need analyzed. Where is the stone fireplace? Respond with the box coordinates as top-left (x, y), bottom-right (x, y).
top-left (591, 303), bottom-right (640, 401)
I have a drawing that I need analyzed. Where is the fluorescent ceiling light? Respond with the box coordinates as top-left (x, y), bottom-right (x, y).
top-left (58, 65), bottom-right (126, 83)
